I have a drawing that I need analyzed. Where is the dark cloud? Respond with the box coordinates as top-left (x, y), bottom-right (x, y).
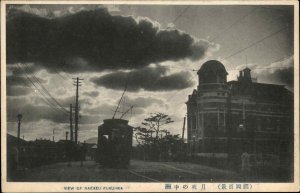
top-left (83, 91), bottom-right (99, 97)
top-left (7, 8), bottom-right (210, 72)
top-left (270, 67), bottom-right (294, 87)
top-left (32, 95), bottom-right (92, 109)
top-left (6, 74), bottom-right (46, 97)
top-left (84, 103), bottom-right (115, 115)
top-left (7, 76), bottom-right (28, 86)
top-left (7, 97), bottom-right (69, 123)
top-left (7, 75), bottom-right (46, 86)
top-left (7, 64), bottom-right (41, 76)
top-left (253, 67), bottom-right (293, 89)
top-left (7, 96), bottom-right (98, 124)
top-left (80, 114), bottom-right (102, 125)
top-left (91, 65), bottom-right (195, 91)
top-left (122, 96), bottom-right (164, 108)
top-left (252, 57), bottom-right (294, 89)
top-left (7, 86), bottom-right (31, 96)
top-left (83, 102), bottom-right (145, 119)
top-left (54, 96), bottom-right (75, 108)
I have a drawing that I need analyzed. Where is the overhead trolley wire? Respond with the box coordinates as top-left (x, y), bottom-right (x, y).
top-left (17, 64), bottom-right (68, 115)
top-left (54, 67), bottom-right (75, 87)
top-left (247, 55), bottom-right (294, 71)
top-left (23, 64), bottom-right (69, 114)
top-left (221, 26), bottom-right (288, 62)
top-left (19, 64), bottom-right (69, 115)
top-left (53, 67), bottom-right (69, 81)
top-left (211, 7), bottom-right (258, 41)
top-left (172, 5), bottom-right (190, 24)
top-left (20, 69), bottom-right (67, 115)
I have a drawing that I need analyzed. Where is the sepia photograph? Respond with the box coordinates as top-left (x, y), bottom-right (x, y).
top-left (1, 0), bottom-right (299, 192)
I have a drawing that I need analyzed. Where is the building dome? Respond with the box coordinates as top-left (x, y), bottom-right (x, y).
top-left (197, 60), bottom-right (227, 75)
top-left (197, 60), bottom-right (228, 84)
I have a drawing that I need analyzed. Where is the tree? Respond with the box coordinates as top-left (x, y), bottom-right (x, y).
top-left (133, 113), bottom-right (177, 161)
top-left (141, 113), bottom-right (174, 139)
top-left (133, 126), bottom-right (152, 145)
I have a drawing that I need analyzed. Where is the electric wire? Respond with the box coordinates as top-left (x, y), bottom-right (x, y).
top-left (211, 7), bottom-right (258, 41)
top-left (172, 5), bottom-right (190, 24)
top-left (221, 26), bottom-right (288, 62)
top-left (17, 64), bottom-right (68, 114)
top-left (23, 64), bottom-right (69, 114)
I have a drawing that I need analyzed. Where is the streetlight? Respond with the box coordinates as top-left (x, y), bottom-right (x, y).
top-left (17, 114), bottom-right (23, 148)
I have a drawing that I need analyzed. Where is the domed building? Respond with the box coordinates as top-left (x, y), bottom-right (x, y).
top-left (186, 60), bottom-right (293, 170)
top-left (197, 60), bottom-right (228, 84)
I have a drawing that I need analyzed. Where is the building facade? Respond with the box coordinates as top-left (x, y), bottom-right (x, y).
top-left (186, 60), bottom-right (293, 158)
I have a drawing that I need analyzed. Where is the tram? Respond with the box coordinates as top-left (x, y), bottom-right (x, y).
top-left (96, 119), bottom-right (133, 168)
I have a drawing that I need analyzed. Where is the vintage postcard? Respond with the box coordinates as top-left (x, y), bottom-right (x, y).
top-left (1, 0), bottom-right (299, 192)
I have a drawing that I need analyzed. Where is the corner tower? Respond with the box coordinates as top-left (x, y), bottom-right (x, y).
top-left (198, 60), bottom-right (228, 84)
top-left (186, 60), bottom-right (229, 153)
top-left (197, 60), bottom-right (228, 96)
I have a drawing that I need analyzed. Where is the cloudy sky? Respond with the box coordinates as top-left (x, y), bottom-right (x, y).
top-left (6, 4), bottom-right (294, 143)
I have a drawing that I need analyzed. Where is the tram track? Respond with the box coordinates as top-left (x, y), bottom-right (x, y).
top-left (128, 170), bottom-right (160, 182)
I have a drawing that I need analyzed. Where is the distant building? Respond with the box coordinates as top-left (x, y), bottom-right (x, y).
top-left (186, 60), bottom-right (293, 158)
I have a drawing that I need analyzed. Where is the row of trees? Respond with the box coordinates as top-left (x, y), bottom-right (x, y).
top-left (132, 113), bottom-right (187, 162)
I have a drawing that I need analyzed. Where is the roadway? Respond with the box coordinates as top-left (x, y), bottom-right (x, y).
top-left (10, 160), bottom-right (242, 182)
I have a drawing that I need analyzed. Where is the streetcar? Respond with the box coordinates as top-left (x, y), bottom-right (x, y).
top-left (96, 119), bottom-right (133, 168)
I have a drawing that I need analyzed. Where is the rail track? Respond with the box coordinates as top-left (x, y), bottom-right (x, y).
top-left (128, 170), bottom-right (160, 182)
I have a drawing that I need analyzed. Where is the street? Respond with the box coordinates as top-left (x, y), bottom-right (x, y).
top-left (10, 160), bottom-right (242, 182)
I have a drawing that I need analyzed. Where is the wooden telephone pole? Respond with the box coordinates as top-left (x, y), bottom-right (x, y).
top-left (17, 114), bottom-right (22, 148)
top-left (53, 129), bottom-right (55, 142)
top-left (70, 104), bottom-right (73, 142)
top-left (182, 117), bottom-right (186, 141)
top-left (73, 77), bottom-right (83, 144)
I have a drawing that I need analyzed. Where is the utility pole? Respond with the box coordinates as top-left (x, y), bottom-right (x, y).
top-left (242, 100), bottom-right (246, 152)
top-left (53, 129), bottom-right (55, 142)
top-left (70, 104), bottom-right (73, 142)
top-left (17, 114), bottom-right (22, 148)
top-left (226, 85), bottom-right (233, 167)
top-left (73, 77), bottom-right (83, 144)
top-left (182, 117), bottom-right (186, 141)
top-left (66, 131), bottom-right (69, 141)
